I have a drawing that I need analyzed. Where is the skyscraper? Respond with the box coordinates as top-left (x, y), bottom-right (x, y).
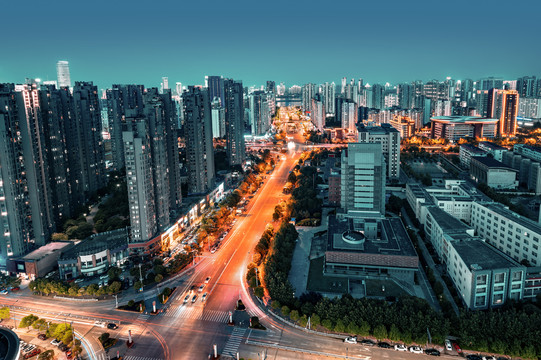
top-left (301, 83), bottom-right (316, 114)
top-left (321, 82), bottom-right (335, 115)
top-left (56, 61), bottom-right (71, 88)
top-left (249, 91), bottom-right (271, 136)
top-left (311, 94), bottom-right (325, 131)
top-left (266, 81), bottom-right (276, 94)
top-left (341, 143), bottom-right (386, 217)
top-left (183, 86), bottom-right (215, 194)
top-left (223, 79), bottom-right (245, 166)
top-left (489, 89), bottom-right (519, 136)
top-left (205, 75), bottom-right (225, 106)
top-left (357, 123), bottom-right (401, 180)
top-left (516, 76), bottom-right (537, 98)
top-left (479, 77), bottom-right (504, 91)
top-left (211, 97), bottom-right (226, 138)
top-left (341, 100), bottom-right (358, 133)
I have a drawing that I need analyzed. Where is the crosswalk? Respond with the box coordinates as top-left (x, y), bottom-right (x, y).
top-left (124, 356), bottom-right (163, 360)
top-left (222, 327), bottom-right (246, 357)
top-left (161, 304), bottom-right (258, 323)
top-left (137, 314), bottom-right (150, 321)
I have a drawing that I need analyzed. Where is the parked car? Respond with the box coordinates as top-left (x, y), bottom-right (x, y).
top-left (37, 334), bottom-right (47, 340)
top-left (483, 357), bottom-right (496, 360)
top-left (201, 293), bottom-right (208, 302)
top-left (59, 344), bottom-right (69, 352)
top-left (394, 344), bottom-right (407, 351)
top-left (0, 289), bottom-right (8, 295)
top-left (205, 277), bottom-right (211, 284)
top-left (466, 355), bottom-right (483, 360)
top-left (107, 323), bottom-right (118, 330)
top-left (377, 342), bottom-right (393, 349)
top-left (409, 346), bottom-right (423, 354)
top-left (360, 339), bottom-right (375, 346)
top-left (425, 348), bottom-right (441, 356)
top-left (10, 287), bottom-right (20, 292)
top-left (445, 339), bottom-right (453, 351)
top-left (191, 294), bottom-right (197, 303)
top-left (198, 284), bottom-right (205, 292)
top-left (344, 336), bottom-right (357, 344)
top-left (50, 339), bottom-right (61, 346)
top-left (453, 343), bottom-right (462, 353)
top-left (184, 295), bottom-right (190, 304)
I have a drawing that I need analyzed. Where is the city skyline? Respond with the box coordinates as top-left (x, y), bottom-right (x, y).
top-left (1, 0), bottom-right (540, 89)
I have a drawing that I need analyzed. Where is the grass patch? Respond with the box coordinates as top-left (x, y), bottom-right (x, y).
top-left (118, 300), bottom-right (145, 312)
top-left (306, 257), bottom-right (348, 293)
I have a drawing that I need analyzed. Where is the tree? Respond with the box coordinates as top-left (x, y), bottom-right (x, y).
top-left (51, 233), bottom-right (68, 241)
top-left (333, 319), bottom-right (346, 333)
top-left (254, 287), bottom-right (264, 298)
top-left (108, 281), bottom-right (122, 295)
top-left (0, 307), bottom-right (10, 320)
top-left (373, 324), bottom-right (388, 340)
top-left (38, 350), bottom-right (54, 360)
top-left (19, 314), bottom-right (39, 328)
top-left (134, 281), bottom-right (142, 291)
top-left (98, 332), bottom-right (110, 345)
top-left (290, 310), bottom-right (300, 321)
top-left (388, 324), bottom-right (401, 341)
top-left (310, 314), bottom-right (321, 327)
top-left (281, 305), bottom-right (290, 316)
top-left (108, 266), bottom-right (122, 280)
top-left (155, 274), bottom-right (164, 283)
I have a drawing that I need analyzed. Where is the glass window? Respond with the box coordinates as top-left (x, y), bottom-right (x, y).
top-left (512, 272), bottom-right (522, 282)
top-left (475, 295), bottom-right (486, 307)
top-left (494, 273), bottom-right (505, 283)
top-left (477, 274), bottom-right (487, 285)
top-left (493, 293), bottom-right (503, 304)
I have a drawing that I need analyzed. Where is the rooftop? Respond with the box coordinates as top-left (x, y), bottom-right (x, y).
top-left (453, 240), bottom-right (520, 270)
top-left (60, 228), bottom-right (128, 260)
top-left (460, 144), bottom-right (487, 154)
top-left (479, 141), bottom-right (507, 151)
top-left (471, 156), bottom-right (517, 170)
top-left (427, 206), bottom-right (472, 234)
top-left (357, 123), bottom-right (399, 134)
top-left (431, 116), bottom-right (498, 124)
top-left (21, 242), bottom-right (73, 262)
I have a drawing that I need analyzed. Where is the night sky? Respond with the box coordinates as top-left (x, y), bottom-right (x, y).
top-left (2, 0), bottom-right (540, 89)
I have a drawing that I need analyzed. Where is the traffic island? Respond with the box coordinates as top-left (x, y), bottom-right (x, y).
top-left (117, 300), bottom-right (145, 313)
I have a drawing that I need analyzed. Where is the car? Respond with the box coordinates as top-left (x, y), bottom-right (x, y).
top-left (51, 339), bottom-right (61, 346)
top-left (483, 357), bottom-right (496, 360)
top-left (377, 342), bottom-right (393, 349)
top-left (205, 277), bottom-right (211, 283)
top-left (191, 294), bottom-right (197, 303)
top-left (425, 348), bottom-right (441, 356)
top-left (25, 345), bottom-right (36, 352)
top-left (37, 334), bottom-right (47, 340)
top-left (445, 339), bottom-right (453, 351)
top-left (10, 287), bottom-right (20, 292)
top-left (394, 344), bottom-right (407, 351)
top-left (107, 323), bottom-right (118, 330)
top-left (59, 344), bottom-right (69, 352)
top-left (201, 292), bottom-right (208, 302)
top-left (466, 355), bottom-right (483, 360)
top-left (74, 279), bottom-right (84, 284)
top-left (0, 289), bottom-right (8, 295)
top-left (94, 321), bottom-right (105, 328)
top-left (360, 339), bottom-right (376, 346)
top-left (183, 295), bottom-right (190, 304)
top-left (453, 343), bottom-right (462, 353)
top-left (198, 284), bottom-right (205, 292)
top-left (344, 336), bottom-right (357, 344)
top-left (409, 346), bottom-right (423, 354)
top-left (190, 285), bottom-right (196, 293)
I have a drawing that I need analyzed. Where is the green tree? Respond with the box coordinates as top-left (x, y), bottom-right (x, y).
top-left (254, 287), bottom-right (264, 298)
top-left (19, 314), bottom-right (39, 328)
top-left (108, 266), bottom-right (122, 280)
top-left (310, 314), bottom-right (320, 327)
top-left (388, 324), bottom-right (401, 341)
top-left (333, 319), bottom-right (346, 333)
top-left (32, 319), bottom-right (47, 331)
top-left (38, 350), bottom-right (55, 360)
top-left (321, 319), bottom-right (333, 330)
top-left (359, 320), bottom-right (370, 336)
top-left (98, 332), bottom-right (110, 345)
top-left (155, 274), bottom-right (164, 283)
top-left (134, 281), bottom-right (143, 291)
top-left (0, 307), bottom-right (10, 320)
top-left (290, 310), bottom-right (300, 322)
top-left (373, 324), bottom-right (388, 340)
top-left (108, 281), bottom-right (122, 295)
top-left (281, 305), bottom-right (290, 316)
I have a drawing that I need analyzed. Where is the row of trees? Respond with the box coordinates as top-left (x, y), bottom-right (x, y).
top-left (19, 314), bottom-right (82, 356)
top-left (288, 165), bottom-right (323, 224)
top-left (30, 278), bottom-right (121, 297)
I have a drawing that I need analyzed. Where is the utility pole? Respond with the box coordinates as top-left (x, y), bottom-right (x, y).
top-left (138, 264), bottom-right (143, 292)
top-left (113, 294), bottom-right (118, 308)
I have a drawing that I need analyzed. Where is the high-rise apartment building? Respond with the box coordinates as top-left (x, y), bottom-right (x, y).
top-left (301, 83), bottom-right (316, 114)
top-left (223, 79), bottom-right (245, 166)
top-left (206, 75), bottom-right (225, 106)
top-left (311, 94), bottom-right (325, 131)
top-left (56, 61), bottom-right (71, 88)
top-left (321, 82), bottom-right (335, 115)
top-left (357, 123), bottom-right (401, 180)
top-left (249, 91), bottom-right (271, 136)
top-left (266, 81), bottom-right (276, 94)
top-left (516, 76), bottom-right (537, 98)
top-left (211, 97), bottom-right (226, 138)
top-left (183, 86), bottom-right (215, 194)
top-left (479, 77), bottom-right (504, 91)
top-left (71, 82), bottom-right (107, 196)
top-left (341, 100), bottom-right (357, 133)
top-left (123, 121), bottom-right (157, 244)
top-left (341, 143), bottom-right (386, 217)
top-left (106, 84), bottom-right (145, 170)
top-left (488, 89), bottom-right (519, 136)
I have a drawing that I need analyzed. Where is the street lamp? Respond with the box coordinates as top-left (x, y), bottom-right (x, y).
top-left (113, 294), bottom-right (118, 309)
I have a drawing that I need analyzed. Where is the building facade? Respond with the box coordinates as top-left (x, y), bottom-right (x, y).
top-left (223, 79), bottom-right (245, 166)
top-left (357, 123), bottom-right (400, 180)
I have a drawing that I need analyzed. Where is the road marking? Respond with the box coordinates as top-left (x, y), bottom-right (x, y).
top-left (137, 314), bottom-right (150, 321)
top-left (245, 340), bottom-right (371, 359)
top-left (221, 327), bottom-right (246, 357)
top-left (123, 357), bottom-right (164, 360)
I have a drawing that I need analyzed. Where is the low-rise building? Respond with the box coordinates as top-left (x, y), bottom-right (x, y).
top-left (430, 116), bottom-right (498, 140)
top-left (459, 144), bottom-right (487, 168)
top-left (478, 141), bottom-right (507, 162)
top-left (502, 144), bottom-right (541, 194)
top-left (470, 156), bottom-right (518, 190)
top-left (324, 215), bottom-right (418, 287)
top-left (7, 242), bottom-right (74, 280)
top-left (58, 228), bottom-right (129, 280)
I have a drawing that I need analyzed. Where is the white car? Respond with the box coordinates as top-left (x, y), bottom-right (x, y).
top-left (344, 336), bottom-right (357, 344)
top-left (51, 339), bottom-right (61, 346)
top-left (445, 339), bottom-right (453, 351)
top-left (394, 344), bottom-right (408, 351)
top-left (483, 357), bottom-right (496, 360)
top-left (0, 289), bottom-right (8, 295)
top-left (94, 321), bottom-right (106, 328)
top-left (205, 277), bottom-right (211, 284)
top-left (198, 285), bottom-right (205, 292)
top-left (201, 293), bottom-right (208, 302)
top-left (409, 346), bottom-right (423, 354)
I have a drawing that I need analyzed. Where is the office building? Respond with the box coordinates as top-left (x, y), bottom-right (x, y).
top-left (474, 90), bottom-right (490, 117)
top-left (501, 144), bottom-right (541, 194)
top-left (340, 143), bottom-right (386, 217)
top-left (357, 123), bottom-right (400, 180)
top-left (479, 77), bottom-right (504, 91)
top-left (160, 77), bottom-right (169, 93)
top-left (56, 60), bottom-right (71, 88)
top-left (183, 87), bottom-right (215, 194)
top-left (478, 141), bottom-right (507, 161)
top-left (430, 116), bottom-right (498, 140)
top-left (488, 89), bottom-right (519, 136)
top-left (266, 81), bottom-right (276, 94)
top-left (459, 144), bottom-right (487, 167)
top-left (223, 79), bottom-right (245, 166)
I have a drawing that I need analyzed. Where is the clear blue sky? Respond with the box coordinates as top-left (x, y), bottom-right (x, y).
top-left (1, 0), bottom-right (540, 89)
